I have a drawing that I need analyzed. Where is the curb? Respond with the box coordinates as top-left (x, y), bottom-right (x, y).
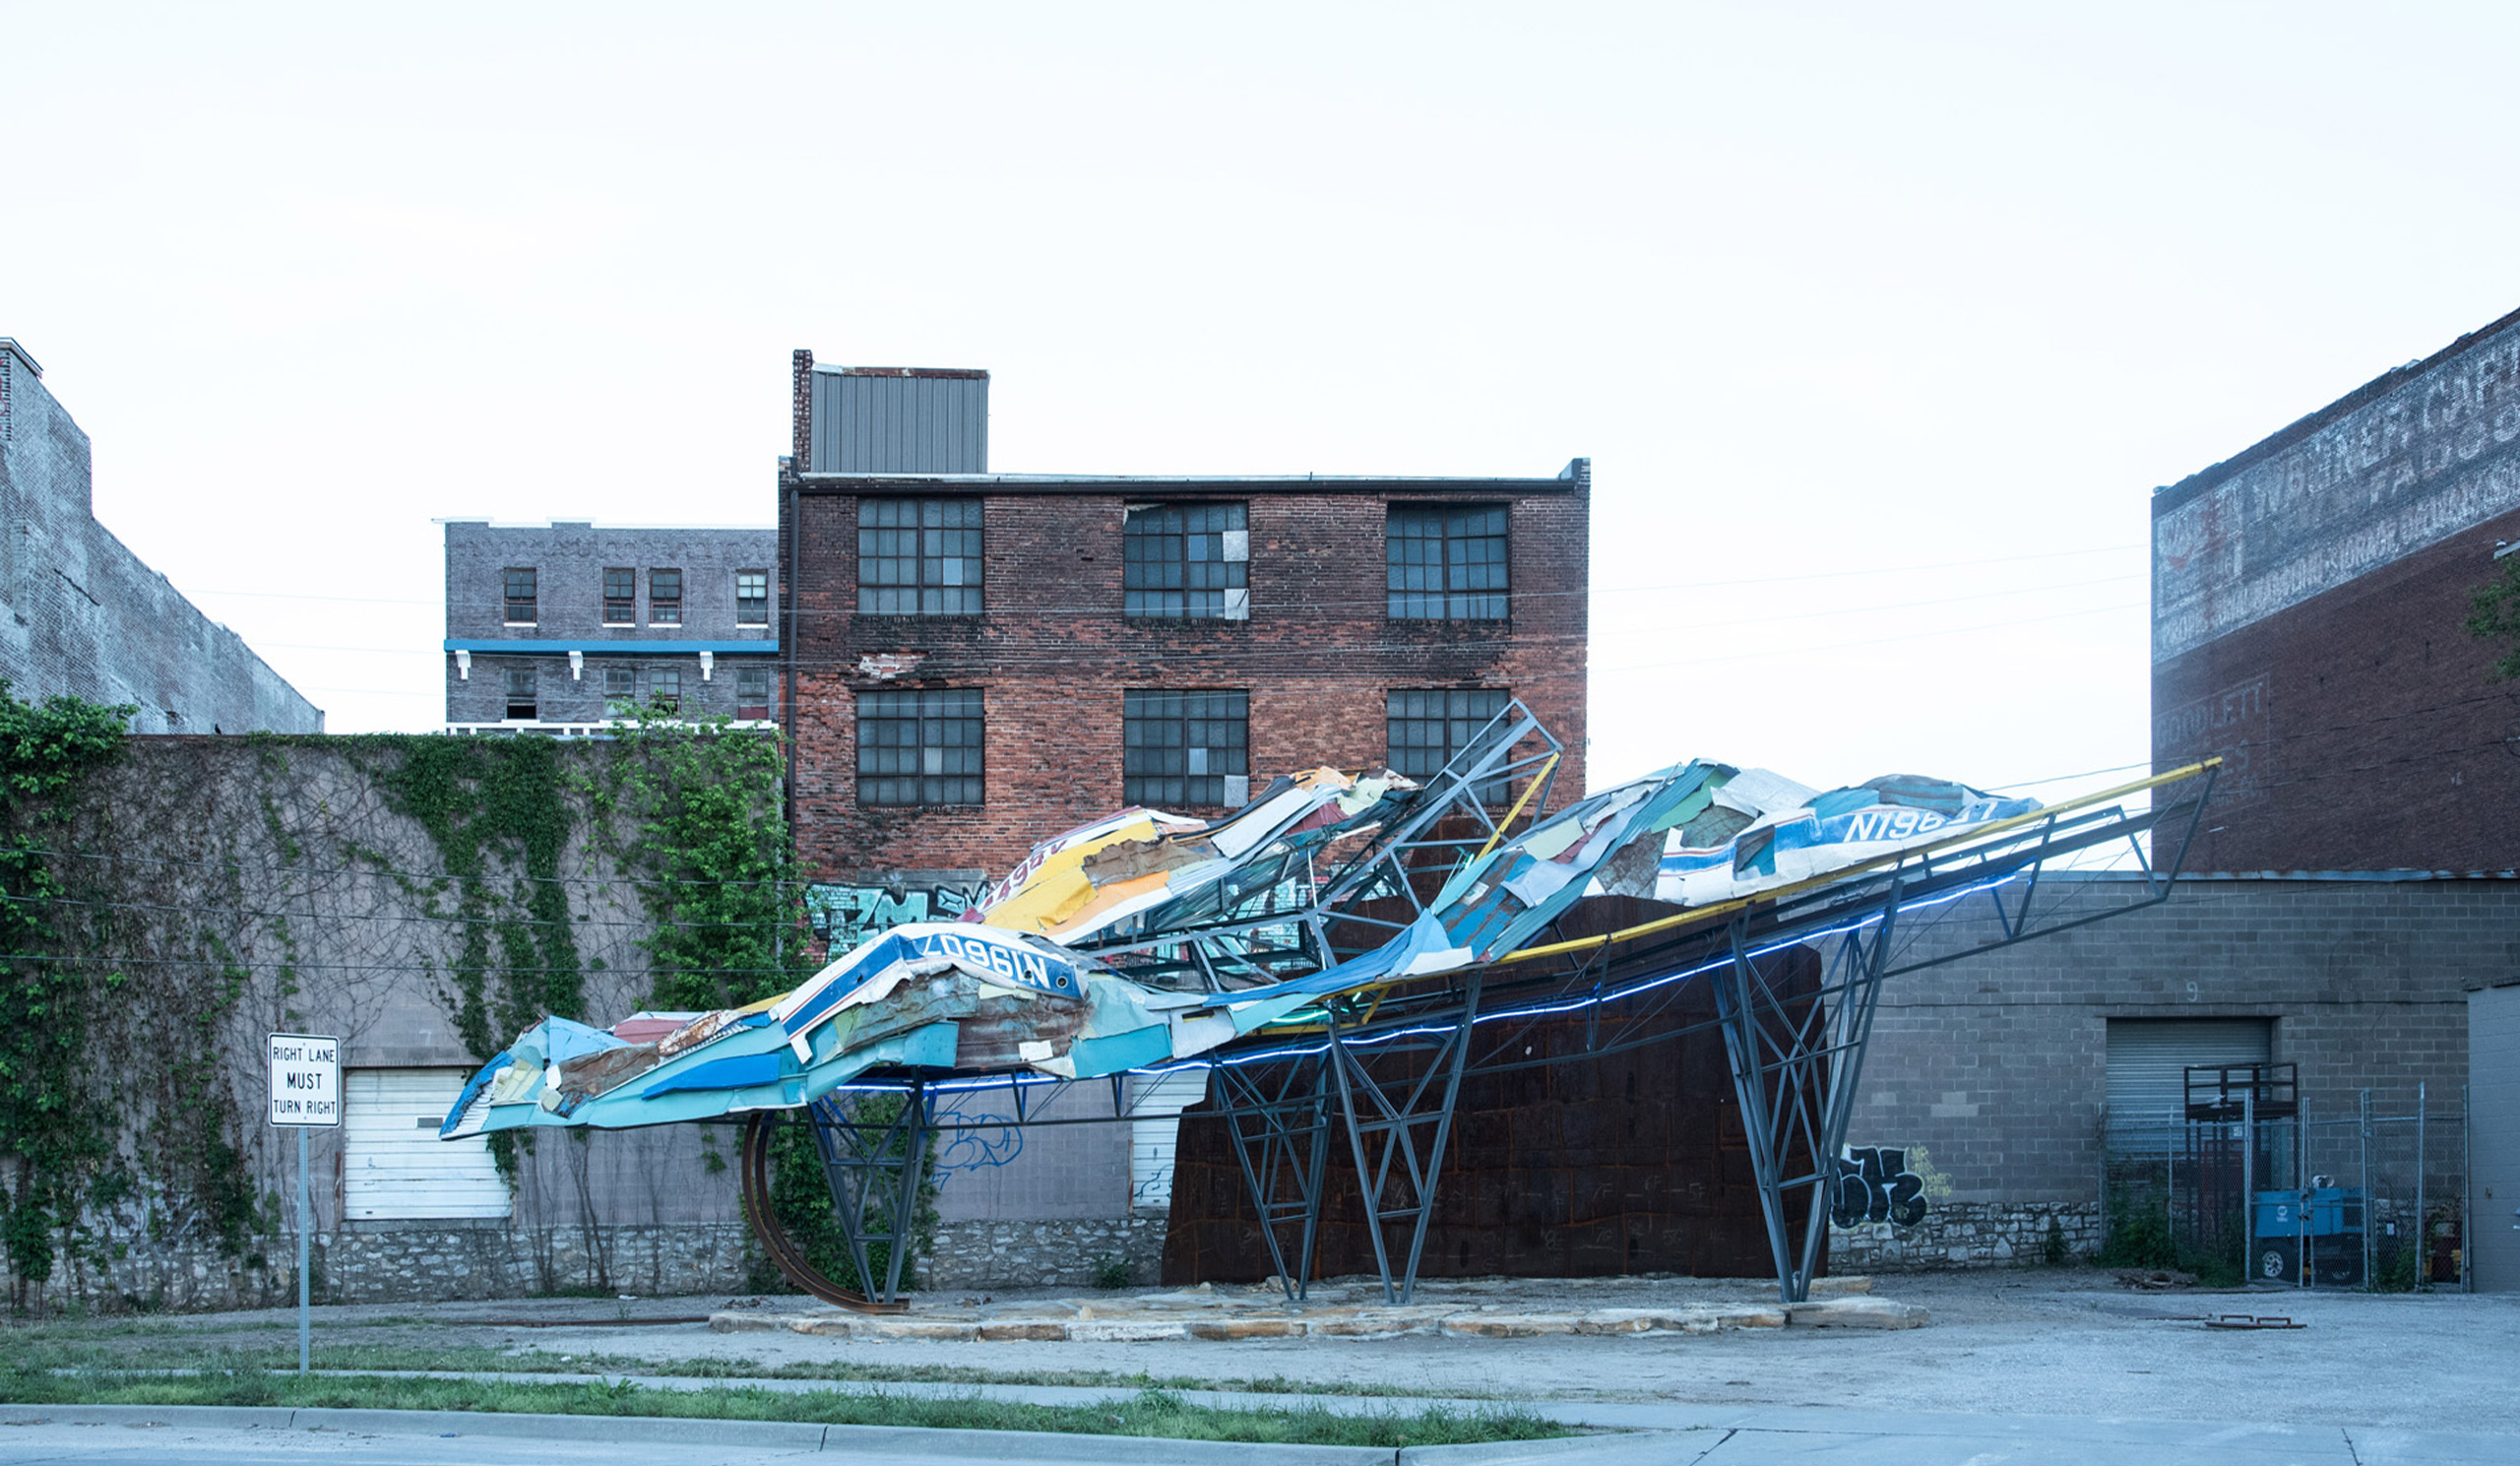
top-left (0, 1403), bottom-right (1426, 1463)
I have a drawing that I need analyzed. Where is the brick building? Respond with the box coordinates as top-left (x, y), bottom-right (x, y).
top-left (0, 337), bottom-right (321, 733)
top-left (2152, 305), bottom-right (2520, 872)
top-left (441, 521), bottom-right (777, 733)
top-left (776, 349), bottom-right (1590, 935)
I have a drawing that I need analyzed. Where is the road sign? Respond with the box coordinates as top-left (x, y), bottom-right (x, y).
top-left (268, 1033), bottom-right (341, 1127)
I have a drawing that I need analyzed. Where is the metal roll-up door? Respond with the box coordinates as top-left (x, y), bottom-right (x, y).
top-left (344, 1068), bottom-right (512, 1220)
top-left (1128, 1069), bottom-right (1212, 1213)
top-left (2105, 1018), bottom-right (2272, 1152)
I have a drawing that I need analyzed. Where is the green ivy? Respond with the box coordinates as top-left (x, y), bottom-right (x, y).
top-left (0, 681), bottom-right (136, 1300)
top-left (2465, 555), bottom-right (2520, 679)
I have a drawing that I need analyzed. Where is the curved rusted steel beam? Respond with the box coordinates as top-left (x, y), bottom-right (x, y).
top-left (735, 1112), bottom-right (909, 1314)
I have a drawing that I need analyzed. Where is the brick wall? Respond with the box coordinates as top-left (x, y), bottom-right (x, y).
top-left (2152, 305), bottom-right (2520, 872)
top-left (780, 478), bottom-right (1590, 880)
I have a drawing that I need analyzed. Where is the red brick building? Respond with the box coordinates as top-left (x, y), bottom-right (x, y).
top-left (775, 351), bottom-right (1591, 936)
top-left (2153, 306), bottom-right (2520, 873)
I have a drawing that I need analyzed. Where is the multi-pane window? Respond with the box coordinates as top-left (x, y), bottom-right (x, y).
top-left (602, 665), bottom-right (636, 715)
top-left (735, 571), bottom-right (770, 626)
top-left (857, 689), bottom-right (984, 806)
top-left (504, 667), bottom-right (537, 721)
top-left (1387, 505), bottom-right (1508, 619)
top-left (649, 568), bottom-right (683, 625)
top-left (649, 666), bottom-right (681, 712)
top-left (858, 499), bottom-right (982, 614)
top-left (1388, 688), bottom-right (1513, 798)
top-left (735, 667), bottom-right (771, 721)
top-left (1124, 690), bottom-right (1249, 808)
top-left (1124, 503), bottom-right (1249, 619)
top-left (602, 568), bottom-right (635, 624)
top-left (503, 568), bottom-right (537, 623)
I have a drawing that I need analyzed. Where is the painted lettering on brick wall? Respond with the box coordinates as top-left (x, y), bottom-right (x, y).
top-left (804, 875), bottom-right (986, 950)
top-left (1831, 1146), bottom-right (1927, 1229)
top-left (2153, 327), bottom-right (2520, 664)
top-left (2151, 672), bottom-right (2270, 805)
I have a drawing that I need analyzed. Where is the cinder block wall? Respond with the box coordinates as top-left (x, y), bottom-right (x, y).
top-left (781, 483), bottom-right (1590, 879)
top-left (1850, 875), bottom-right (2498, 1206)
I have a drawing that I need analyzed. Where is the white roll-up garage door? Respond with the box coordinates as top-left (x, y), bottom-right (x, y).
top-left (2105, 1018), bottom-right (2272, 1151)
top-left (1129, 1069), bottom-right (1212, 1212)
top-left (344, 1068), bottom-right (511, 1221)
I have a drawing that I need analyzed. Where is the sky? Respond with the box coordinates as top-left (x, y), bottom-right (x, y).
top-left (8, 2), bottom-right (2520, 803)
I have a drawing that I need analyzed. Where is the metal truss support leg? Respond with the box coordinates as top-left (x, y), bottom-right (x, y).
top-left (1326, 976), bottom-right (1481, 1306)
top-left (1218, 1055), bottom-right (1333, 1302)
top-left (1713, 898), bottom-right (1899, 1307)
top-left (804, 1079), bottom-right (934, 1306)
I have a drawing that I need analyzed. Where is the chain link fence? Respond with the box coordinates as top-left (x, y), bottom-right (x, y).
top-left (2100, 1082), bottom-right (2468, 1289)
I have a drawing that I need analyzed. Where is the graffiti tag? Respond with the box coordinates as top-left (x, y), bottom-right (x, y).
top-left (1831, 1145), bottom-right (1927, 1228)
top-left (805, 874), bottom-right (985, 949)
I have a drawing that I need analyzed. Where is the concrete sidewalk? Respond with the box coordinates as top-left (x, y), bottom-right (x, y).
top-left (3, 1400), bottom-right (2513, 1465)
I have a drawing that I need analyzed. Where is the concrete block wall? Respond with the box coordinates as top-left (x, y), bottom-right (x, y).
top-left (0, 340), bottom-right (322, 732)
top-left (1847, 875), bottom-right (2502, 1209)
top-left (780, 477), bottom-right (1590, 878)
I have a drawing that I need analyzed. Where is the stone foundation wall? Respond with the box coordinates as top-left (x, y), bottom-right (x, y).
top-left (925, 1216), bottom-right (1169, 1291)
top-left (36, 1216), bottom-right (1179, 1313)
top-left (1829, 1202), bottom-right (2102, 1272)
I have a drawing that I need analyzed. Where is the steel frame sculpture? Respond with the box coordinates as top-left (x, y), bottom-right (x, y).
top-left (736, 705), bottom-right (2218, 1308)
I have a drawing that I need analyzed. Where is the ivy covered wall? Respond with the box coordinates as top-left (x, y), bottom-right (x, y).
top-left (0, 690), bottom-right (806, 1311)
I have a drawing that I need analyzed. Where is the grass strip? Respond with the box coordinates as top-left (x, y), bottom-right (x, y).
top-left (0, 1370), bottom-right (1571, 1449)
top-left (0, 1338), bottom-right (1476, 1400)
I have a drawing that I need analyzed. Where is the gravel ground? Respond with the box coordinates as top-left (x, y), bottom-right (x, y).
top-left (14, 1271), bottom-right (2516, 1435)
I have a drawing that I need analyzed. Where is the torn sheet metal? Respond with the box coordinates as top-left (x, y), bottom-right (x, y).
top-left (443, 752), bottom-right (2039, 1139)
top-left (1657, 773), bottom-right (2040, 908)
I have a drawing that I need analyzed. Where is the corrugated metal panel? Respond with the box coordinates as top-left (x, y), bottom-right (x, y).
top-left (810, 371), bottom-right (987, 474)
top-left (2469, 987), bottom-right (2520, 1291)
top-left (2105, 1018), bottom-right (2272, 1148)
top-left (345, 1068), bottom-right (511, 1221)
top-left (1128, 1069), bottom-right (1211, 1212)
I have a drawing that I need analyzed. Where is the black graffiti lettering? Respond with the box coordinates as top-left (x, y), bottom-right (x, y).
top-left (1830, 1146), bottom-right (1929, 1229)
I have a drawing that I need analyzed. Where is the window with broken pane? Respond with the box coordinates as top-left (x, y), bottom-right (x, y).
top-left (1387, 687), bottom-right (1514, 800)
top-left (858, 498), bottom-right (983, 614)
top-left (1124, 502), bottom-right (1248, 618)
top-left (504, 666), bottom-right (537, 721)
top-left (1387, 505), bottom-right (1508, 619)
top-left (857, 688), bottom-right (984, 806)
top-left (1124, 689), bottom-right (1249, 807)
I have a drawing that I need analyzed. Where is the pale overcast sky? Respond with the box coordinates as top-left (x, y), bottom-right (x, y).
top-left (8, 3), bottom-right (2517, 802)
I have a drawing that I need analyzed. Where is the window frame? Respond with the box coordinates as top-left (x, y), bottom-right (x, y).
top-left (602, 568), bottom-right (636, 625)
top-left (734, 666), bottom-right (771, 721)
top-left (855, 687), bottom-right (985, 807)
top-left (649, 568), bottom-right (683, 626)
top-left (857, 498), bottom-right (984, 615)
top-left (648, 665), bottom-right (682, 713)
top-left (1386, 504), bottom-right (1509, 620)
top-left (1123, 501), bottom-right (1249, 619)
top-left (1123, 689), bottom-right (1250, 809)
top-left (601, 664), bottom-right (638, 717)
top-left (734, 570), bottom-right (770, 626)
top-left (1386, 687), bottom-right (1515, 800)
top-left (503, 666), bottom-right (537, 722)
top-left (502, 568), bottom-right (537, 625)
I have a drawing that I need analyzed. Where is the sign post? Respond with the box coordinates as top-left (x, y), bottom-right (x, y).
top-left (267, 1034), bottom-right (340, 1376)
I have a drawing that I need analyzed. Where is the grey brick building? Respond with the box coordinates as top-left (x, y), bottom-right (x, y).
top-left (0, 338), bottom-right (321, 732)
top-left (441, 522), bottom-right (776, 733)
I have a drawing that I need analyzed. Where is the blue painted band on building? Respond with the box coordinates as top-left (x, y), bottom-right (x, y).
top-left (443, 639), bottom-right (779, 655)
